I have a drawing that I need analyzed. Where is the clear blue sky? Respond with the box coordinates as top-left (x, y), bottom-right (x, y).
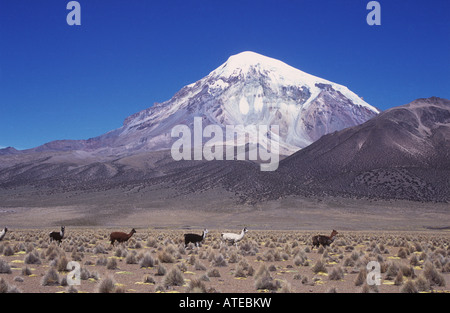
top-left (1, 0), bottom-right (449, 150)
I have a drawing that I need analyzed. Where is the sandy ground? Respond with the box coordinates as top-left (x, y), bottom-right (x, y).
top-left (0, 196), bottom-right (448, 231)
top-left (0, 228), bottom-right (449, 293)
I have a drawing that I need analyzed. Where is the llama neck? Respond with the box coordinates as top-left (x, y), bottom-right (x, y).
top-left (202, 231), bottom-right (206, 239)
top-left (238, 230), bottom-right (245, 240)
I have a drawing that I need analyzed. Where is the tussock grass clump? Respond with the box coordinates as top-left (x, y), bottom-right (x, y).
top-left (212, 253), bottom-right (228, 267)
top-left (186, 278), bottom-right (207, 293)
top-left (254, 264), bottom-right (281, 291)
top-left (415, 274), bottom-right (430, 292)
top-left (0, 277), bottom-right (21, 293)
top-left (139, 253), bottom-right (155, 268)
top-left (106, 258), bottom-right (118, 270)
top-left (155, 264), bottom-right (167, 276)
top-left (194, 260), bottom-right (206, 271)
top-left (22, 267), bottom-right (32, 276)
top-left (24, 251), bottom-right (41, 265)
top-left (423, 261), bottom-right (446, 287)
top-left (311, 259), bottom-right (327, 274)
top-left (93, 244), bottom-right (108, 254)
top-left (293, 252), bottom-right (308, 266)
top-left (234, 259), bottom-right (254, 278)
top-left (125, 253), bottom-right (137, 264)
top-left (96, 256), bottom-right (107, 266)
top-left (207, 268), bottom-right (221, 278)
top-left (361, 282), bottom-right (379, 293)
top-left (97, 275), bottom-right (116, 293)
top-left (354, 268), bottom-right (367, 286)
top-left (158, 250), bottom-right (176, 263)
top-left (3, 245), bottom-right (14, 256)
top-left (400, 280), bottom-right (418, 293)
top-left (41, 268), bottom-right (60, 286)
top-left (329, 267), bottom-right (344, 281)
top-left (56, 256), bottom-right (69, 272)
top-left (163, 267), bottom-right (185, 287)
top-left (385, 262), bottom-right (399, 280)
top-left (0, 259), bottom-right (11, 274)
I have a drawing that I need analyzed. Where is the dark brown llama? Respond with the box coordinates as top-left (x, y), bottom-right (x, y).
top-left (311, 230), bottom-right (338, 249)
top-left (110, 228), bottom-right (136, 245)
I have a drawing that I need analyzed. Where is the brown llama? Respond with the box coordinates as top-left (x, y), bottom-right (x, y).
top-left (311, 230), bottom-right (338, 249)
top-left (110, 228), bottom-right (136, 245)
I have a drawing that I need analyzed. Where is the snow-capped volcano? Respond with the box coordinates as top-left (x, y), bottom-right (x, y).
top-left (114, 51), bottom-right (378, 155)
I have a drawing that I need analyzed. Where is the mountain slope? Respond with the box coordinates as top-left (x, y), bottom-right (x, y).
top-left (20, 51), bottom-right (378, 157)
top-left (0, 98), bottom-right (448, 207)
top-left (275, 97), bottom-right (450, 202)
top-left (112, 51), bottom-right (379, 155)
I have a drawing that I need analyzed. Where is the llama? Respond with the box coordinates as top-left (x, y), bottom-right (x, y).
top-left (311, 230), bottom-right (338, 249)
top-left (49, 226), bottom-right (65, 244)
top-left (184, 229), bottom-right (208, 248)
top-left (0, 227), bottom-right (8, 241)
top-left (221, 227), bottom-right (248, 247)
top-left (110, 228), bottom-right (136, 245)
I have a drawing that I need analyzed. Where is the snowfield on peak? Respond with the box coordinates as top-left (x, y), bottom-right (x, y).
top-left (24, 51), bottom-right (379, 157)
top-left (116, 51), bottom-right (379, 155)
